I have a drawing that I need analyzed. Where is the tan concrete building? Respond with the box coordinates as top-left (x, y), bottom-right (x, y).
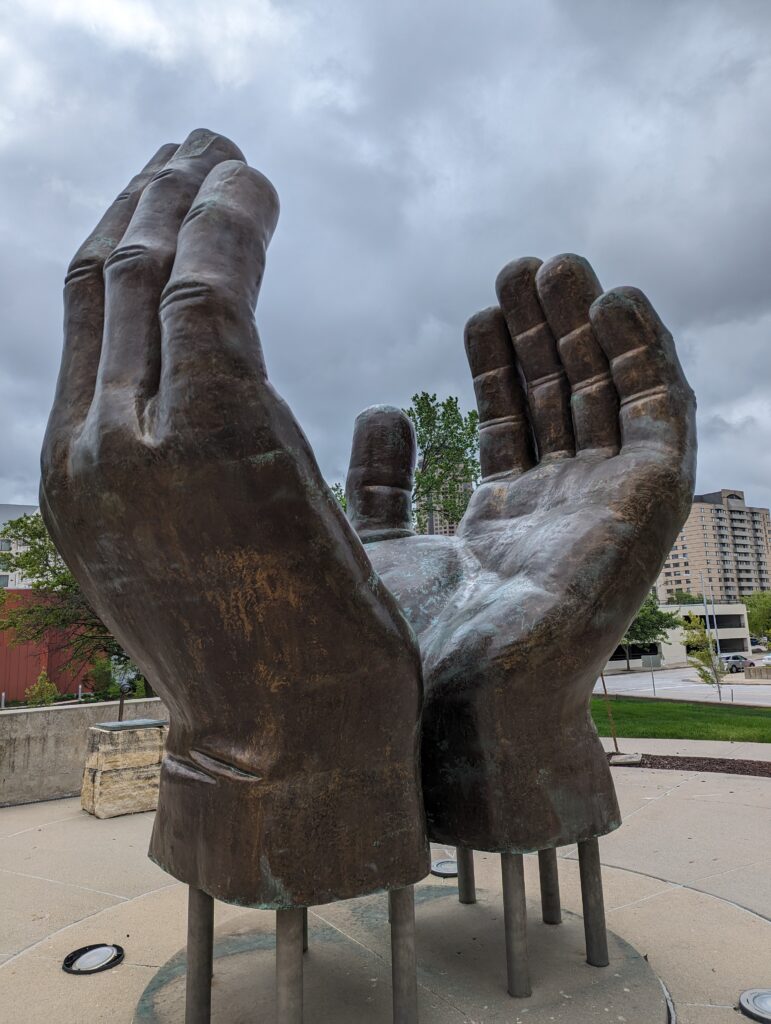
top-left (655, 489), bottom-right (771, 604)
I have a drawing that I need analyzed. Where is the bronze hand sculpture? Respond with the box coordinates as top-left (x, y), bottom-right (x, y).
top-left (40, 130), bottom-right (429, 910)
top-left (347, 253), bottom-right (696, 853)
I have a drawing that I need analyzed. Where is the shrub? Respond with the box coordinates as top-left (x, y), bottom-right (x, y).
top-left (87, 656), bottom-right (115, 699)
top-left (25, 669), bottom-right (59, 707)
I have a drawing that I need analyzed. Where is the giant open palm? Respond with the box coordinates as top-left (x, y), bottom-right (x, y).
top-left (347, 255), bottom-right (696, 850)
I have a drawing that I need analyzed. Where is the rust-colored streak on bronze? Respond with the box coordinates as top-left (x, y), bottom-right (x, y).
top-left (41, 130), bottom-right (429, 909)
top-left (348, 251), bottom-right (696, 856)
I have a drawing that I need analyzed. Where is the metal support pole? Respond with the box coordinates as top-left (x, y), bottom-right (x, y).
top-left (302, 907), bottom-right (308, 953)
top-left (276, 908), bottom-right (304, 1024)
top-left (389, 886), bottom-right (418, 1024)
top-left (538, 848), bottom-right (562, 924)
top-left (577, 838), bottom-right (609, 967)
top-left (501, 853), bottom-right (531, 998)
top-left (457, 846), bottom-right (476, 904)
top-left (186, 887), bottom-right (214, 1024)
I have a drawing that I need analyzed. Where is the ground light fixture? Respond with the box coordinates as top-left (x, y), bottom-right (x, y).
top-left (737, 987), bottom-right (769, 1019)
top-left (740, 990), bottom-right (771, 1022)
top-left (430, 845), bottom-right (459, 878)
top-left (62, 943), bottom-right (125, 975)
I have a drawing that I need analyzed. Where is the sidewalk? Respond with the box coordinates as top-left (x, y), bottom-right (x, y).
top-left (1, 741), bottom-right (769, 1023)
top-left (601, 735), bottom-right (771, 761)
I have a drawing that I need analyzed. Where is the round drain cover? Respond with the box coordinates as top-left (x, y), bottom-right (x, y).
top-left (62, 943), bottom-right (125, 975)
top-left (430, 858), bottom-right (458, 878)
top-left (740, 989), bottom-right (771, 1022)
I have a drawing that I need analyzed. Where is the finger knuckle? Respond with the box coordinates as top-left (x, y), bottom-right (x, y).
top-left (104, 241), bottom-right (172, 279)
top-left (160, 276), bottom-right (231, 316)
top-left (65, 256), bottom-right (103, 287)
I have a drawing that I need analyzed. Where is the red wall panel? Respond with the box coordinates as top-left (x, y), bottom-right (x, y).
top-left (0, 591), bottom-right (91, 702)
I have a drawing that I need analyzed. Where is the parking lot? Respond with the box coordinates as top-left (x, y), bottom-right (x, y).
top-left (597, 665), bottom-right (771, 706)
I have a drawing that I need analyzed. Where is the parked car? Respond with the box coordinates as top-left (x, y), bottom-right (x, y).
top-left (761, 653), bottom-right (771, 667)
top-left (719, 654), bottom-right (756, 673)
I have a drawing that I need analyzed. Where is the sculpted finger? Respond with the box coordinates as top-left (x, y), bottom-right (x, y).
top-left (156, 159), bottom-right (279, 426)
top-left (346, 406), bottom-right (416, 542)
top-left (96, 129), bottom-right (245, 414)
top-left (589, 287), bottom-right (696, 463)
top-left (535, 254), bottom-right (620, 455)
top-left (45, 142), bottom-right (178, 455)
top-left (495, 257), bottom-right (575, 462)
top-left (464, 307), bottom-right (534, 480)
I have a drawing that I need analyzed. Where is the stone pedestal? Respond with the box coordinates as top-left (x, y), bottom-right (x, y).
top-left (81, 719), bottom-right (167, 819)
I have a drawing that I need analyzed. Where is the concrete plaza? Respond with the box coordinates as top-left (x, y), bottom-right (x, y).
top-left (1, 740), bottom-right (770, 1023)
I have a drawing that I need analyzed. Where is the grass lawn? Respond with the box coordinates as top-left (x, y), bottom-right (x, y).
top-left (590, 696), bottom-right (771, 743)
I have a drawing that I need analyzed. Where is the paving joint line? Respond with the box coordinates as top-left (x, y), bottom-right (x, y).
top-left (308, 904), bottom-right (471, 1020)
top-left (0, 865), bottom-right (129, 901)
top-left (3, 810), bottom-right (84, 838)
top-left (0, 879), bottom-right (181, 970)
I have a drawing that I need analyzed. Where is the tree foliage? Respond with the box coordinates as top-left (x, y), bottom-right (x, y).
top-left (621, 592), bottom-right (682, 670)
top-left (330, 482), bottom-right (347, 511)
top-left (743, 591), bottom-right (771, 638)
top-left (681, 613), bottom-right (725, 693)
top-left (670, 588), bottom-right (703, 605)
top-left (405, 392), bottom-right (479, 534)
top-left (0, 512), bottom-right (126, 670)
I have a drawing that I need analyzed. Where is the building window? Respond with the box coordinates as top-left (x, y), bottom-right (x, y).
top-left (0, 540), bottom-right (10, 552)
top-left (0, 574), bottom-right (8, 588)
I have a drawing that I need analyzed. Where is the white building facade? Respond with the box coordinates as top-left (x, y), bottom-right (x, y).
top-left (606, 601), bottom-right (751, 672)
top-left (0, 503), bottom-right (39, 590)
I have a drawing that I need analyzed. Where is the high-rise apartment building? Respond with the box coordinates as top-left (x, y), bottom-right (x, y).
top-left (415, 482), bottom-right (473, 537)
top-left (655, 489), bottom-right (771, 603)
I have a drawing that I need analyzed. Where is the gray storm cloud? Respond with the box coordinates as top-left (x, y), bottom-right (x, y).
top-left (1, 0), bottom-right (770, 506)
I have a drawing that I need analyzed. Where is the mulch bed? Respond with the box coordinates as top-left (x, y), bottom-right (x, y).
top-left (607, 752), bottom-right (771, 778)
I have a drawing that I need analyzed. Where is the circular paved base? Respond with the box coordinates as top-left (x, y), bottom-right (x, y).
top-left (134, 885), bottom-right (668, 1023)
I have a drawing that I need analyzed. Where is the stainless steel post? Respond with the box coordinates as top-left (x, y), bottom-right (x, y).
top-left (537, 848), bottom-right (561, 924)
top-left (389, 886), bottom-right (418, 1024)
top-left (577, 838), bottom-right (609, 967)
top-left (457, 846), bottom-right (476, 904)
top-left (302, 907), bottom-right (308, 953)
top-left (186, 887), bottom-right (214, 1024)
top-left (501, 853), bottom-right (531, 998)
top-left (276, 908), bottom-right (304, 1023)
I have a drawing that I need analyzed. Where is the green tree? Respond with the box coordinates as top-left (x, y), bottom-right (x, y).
top-left (670, 588), bottom-right (703, 605)
top-left (621, 592), bottom-right (683, 671)
top-left (330, 482), bottom-right (347, 511)
top-left (88, 656), bottom-right (116, 700)
top-left (24, 668), bottom-right (59, 707)
top-left (682, 613), bottom-right (726, 697)
top-left (743, 591), bottom-right (771, 638)
top-left (405, 392), bottom-right (480, 534)
top-left (0, 512), bottom-right (126, 671)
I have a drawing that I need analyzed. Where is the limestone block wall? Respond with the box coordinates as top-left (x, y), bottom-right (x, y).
top-left (0, 698), bottom-right (169, 807)
top-left (82, 723), bottom-right (168, 818)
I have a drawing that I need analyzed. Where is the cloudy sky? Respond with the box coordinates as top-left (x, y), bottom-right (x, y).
top-left (2, 0), bottom-right (770, 509)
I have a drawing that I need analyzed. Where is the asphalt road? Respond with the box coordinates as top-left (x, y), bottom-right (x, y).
top-left (595, 665), bottom-right (771, 707)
